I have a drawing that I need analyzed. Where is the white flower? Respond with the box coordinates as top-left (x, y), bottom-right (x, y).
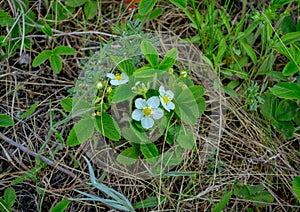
top-left (106, 72), bottom-right (129, 86)
top-left (159, 86), bottom-right (175, 112)
top-left (132, 96), bottom-right (163, 129)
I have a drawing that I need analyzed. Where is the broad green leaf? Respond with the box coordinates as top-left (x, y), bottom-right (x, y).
top-left (141, 143), bottom-right (159, 165)
top-left (111, 83), bottom-right (135, 103)
top-left (71, 99), bottom-right (92, 118)
top-left (4, 188), bottom-right (16, 208)
top-left (51, 199), bottom-right (69, 212)
top-left (0, 114), bottom-right (14, 127)
top-left (174, 83), bottom-right (199, 125)
top-left (294, 111), bottom-right (300, 126)
top-left (212, 191), bottom-right (232, 212)
top-left (271, 119), bottom-right (295, 138)
top-left (162, 149), bottom-right (182, 166)
top-left (279, 16), bottom-right (296, 34)
top-left (134, 196), bottom-right (166, 209)
top-left (60, 98), bottom-right (73, 112)
top-left (158, 48), bottom-right (178, 71)
top-left (0, 199), bottom-right (10, 212)
top-left (84, 0), bottom-right (98, 20)
top-left (292, 176), bottom-right (300, 201)
top-left (41, 23), bottom-right (53, 36)
top-left (233, 185), bottom-right (251, 198)
top-left (189, 86), bottom-right (206, 115)
top-left (66, 118), bottom-right (94, 146)
top-left (149, 7), bottom-right (163, 20)
top-left (110, 56), bottom-right (135, 76)
top-left (275, 100), bottom-right (297, 121)
top-left (240, 41), bottom-right (257, 64)
top-left (117, 147), bottom-right (139, 165)
top-left (53, 46), bottom-right (76, 55)
top-left (189, 85), bottom-right (205, 97)
top-left (176, 126), bottom-right (195, 150)
top-left (122, 124), bottom-right (148, 144)
top-left (170, 0), bottom-right (187, 9)
top-left (65, 0), bottom-right (87, 7)
top-left (275, 32), bottom-right (300, 47)
top-left (140, 40), bottom-right (159, 67)
top-left (95, 112), bottom-right (121, 141)
top-left (260, 93), bottom-right (278, 121)
top-left (50, 54), bottom-right (62, 73)
top-left (269, 82), bottom-right (300, 100)
top-left (216, 38), bottom-right (227, 63)
top-left (139, 0), bottom-right (157, 16)
top-left (19, 102), bottom-right (39, 119)
top-left (32, 50), bottom-right (52, 67)
top-left (0, 10), bottom-right (14, 27)
top-left (282, 61), bottom-right (299, 76)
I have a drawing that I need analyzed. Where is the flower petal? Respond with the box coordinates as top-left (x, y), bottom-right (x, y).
top-left (166, 90), bottom-right (174, 99)
top-left (152, 108), bottom-right (163, 120)
top-left (160, 97), bottom-right (169, 112)
top-left (121, 73), bottom-right (129, 81)
top-left (159, 86), bottom-right (165, 95)
top-left (132, 109), bottom-right (143, 121)
top-left (110, 80), bottom-right (120, 86)
top-left (135, 98), bottom-right (147, 109)
top-left (106, 73), bottom-right (115, 79)
top-left (147, 96), bottom-right (160, 108)
top-left (167, 101), bottom-right (175, 110)
top-left (141, 116), bottom-right (154, 129)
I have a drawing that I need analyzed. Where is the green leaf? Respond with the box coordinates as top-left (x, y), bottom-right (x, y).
top-left (4, 188), bottom-right (16, 208)
top-left (50, 54), bottom-right (62, 73)
top-left (189, 85), bottom-right (205, 97)
top-left (95, 112), bottom-right (121, 141)
top-left (117, 147), bottom-right (139, 165)
top-left (19, 102), bottom-right (39, 119)
top-left (0, 9), bottom-right (14, 27)
top-left (149, 7), bottom-right (163, 20)
top-left (84, 0), bottom-right (98, 20)
top-left (0, 114), bottom-right (14, 127)
top-left (240, 41), bottom-right (257, 64)
top-left (158, 48), bottom-right (178, 71)
top-left (134, 196), bottom-right (166, 209)
top-left (292, 176), bottom-right (300, 201)
top-left (51, 199), bottom-right (69, 212)
top-left (111, 83), bottom-right (135, 103)
top-left (162, 149), bottom-right (182, 166)
top-left (276, 32), bottom-right (300, 47)
top-left (272, 0), bottom-right (293, 8)
top-left (41, 23), bottom-right (53, 36)
top-left (140, 40), bottom-right (159, 67)
top-left (53, 46), bottom-right (76, 55)
top-left (275, 100), bottom-right (297, 121)
top-left (260, 93), bottom-right (278, 121)
top-left (66, 118), bottom-right (94, 146)
top-left (212, 191), bottom-right (232, 212)
top-left (0, 199), bottom-right (10, 212)
top-left (141, 143), bottom-right (159, 164)
top-left (189, 86), bottom-right (206, 115)
top-left (216, 38), bottom-right (227, 63)
top-left (65, 0), bottom-right (87, 7)
top-left (174, 83), bottom-right (199, 125)
top-left (271, 119), bottom-right (294, 138)
top-left (279, 16), bottom-right (296, 34)
top-left (176, 126), bottom-right (195, 150)
top-left (282, 61), bottom-right (299, 76)
top-left (169, 0), bottom-right (187, 9)
top-left (110, 56), bottom-right (135, 76)
top-left (139, 0), bottom-right (157, 16)
top-left (122, 125), bottom-right (148, 144)
top-left (269, 82), bottom-right (300, 100)
top-left (32, 50), bottom-right (52, 67)
top-left (60, 98), bottom-right (73, 112)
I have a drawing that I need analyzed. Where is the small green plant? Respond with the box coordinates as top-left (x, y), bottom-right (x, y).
top-left (70, 156), bottom-right (135, 212)
top-left (32, 46), bottom-right (76, 74)
top-left (50, 199), bottom-right (69, 212)
top-left (64, 34), bottom-right (206, 174)
top-left (0, 187), bottom-right (16, 212)
top-left (0, 114), bottom-right (14, 127)
top-left (233, 184), bottom-right (274, 207)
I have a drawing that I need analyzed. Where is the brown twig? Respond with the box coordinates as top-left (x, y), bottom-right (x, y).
top-left (0, 132), bottom-right (78, 179)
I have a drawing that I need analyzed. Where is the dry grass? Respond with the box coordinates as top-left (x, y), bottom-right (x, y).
top-left (1, 0), bottom-right (299, 211)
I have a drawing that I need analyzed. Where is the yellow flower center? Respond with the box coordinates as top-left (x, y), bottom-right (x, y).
top-left (143, 107), bottom-right (152, 116)
top-left (162, 95), bottom-right (170, 103)
top-left (115, 74), bottom-right (122, 81)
